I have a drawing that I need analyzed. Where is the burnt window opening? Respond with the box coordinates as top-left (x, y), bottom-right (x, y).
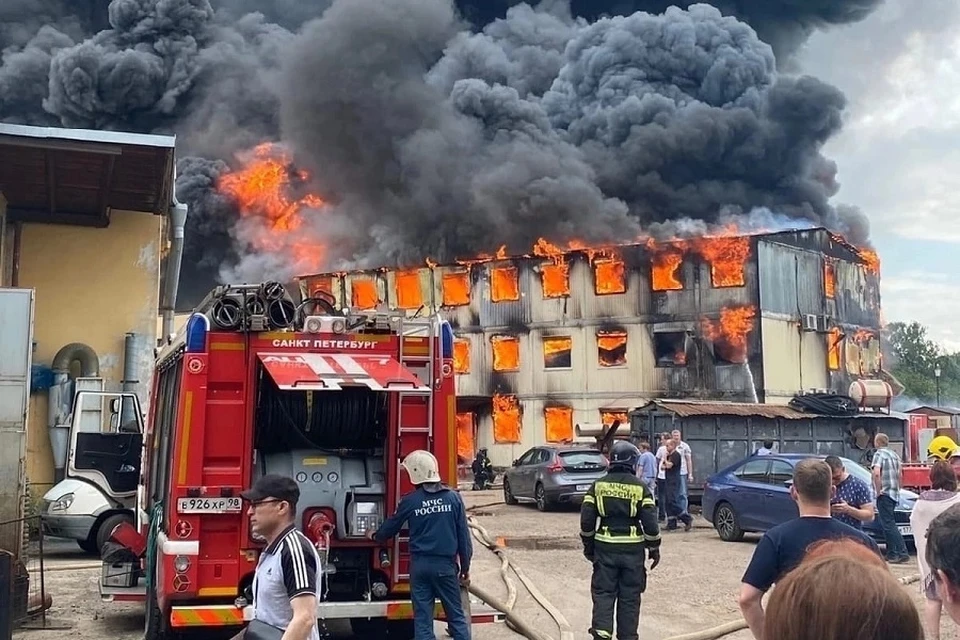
top-left (654, 332), bottom-right (688, 367)
top-left (594, 259), bottom-right (626, 295)
top-left (453, 338), bottom-right (471, 374)
top-left (824, 261), bottom-right (836, 299)
top-left (456, 412), bottom-right (476, 462)
top-left (491, 335), bottom-right (520, 372)
top-left (543, 336), bottom-right (573, 369)
top-left (395, 270), bottom-right (423, 309)
top-left (442, 270), bottom-right (471, 306)
top-left (600, 410), bottom-right (629, 428)
top-left (544, 406), bottom-right (574, 443)
top-left (541, 262), bottom-right (570, 298)
top-left (351, 278), bottom-right (379, 309)
top-left (828, 328), bottom-right (844, 371)
top-left (492, 394), bottom-right (522, 443)
top-left (491, 266), bottom-right (520, 302)
top-left (597, 331), bottom-right (628, 367)
top-left (651, 252), bottom-right (684, 291)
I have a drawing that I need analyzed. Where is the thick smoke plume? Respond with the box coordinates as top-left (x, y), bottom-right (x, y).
top-left (0, 0), bottom-right (881, 307)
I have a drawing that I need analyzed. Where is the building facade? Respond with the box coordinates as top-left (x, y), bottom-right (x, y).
top-left (298, 228), bottom-right (884, 466)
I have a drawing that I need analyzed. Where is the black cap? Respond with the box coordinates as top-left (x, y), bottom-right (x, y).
top-left (241, 474), bottom-right (300, 506)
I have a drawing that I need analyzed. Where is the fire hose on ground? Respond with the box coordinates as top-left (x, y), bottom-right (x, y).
top-left (463, 499), bottom-right (922, 640)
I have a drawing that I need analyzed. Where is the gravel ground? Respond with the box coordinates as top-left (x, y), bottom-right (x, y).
top-left (15, 491), bottom-right (943, 640)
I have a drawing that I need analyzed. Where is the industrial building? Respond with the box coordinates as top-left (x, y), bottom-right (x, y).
top-left (298, 228), bottom-right (886, 467)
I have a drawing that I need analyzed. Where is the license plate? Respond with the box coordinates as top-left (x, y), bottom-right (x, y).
top-left (898, 525), bottom-right (912, 536)
top-left (177, 497), bottom-right (243, 514)
top-left (576, 484), bottom-right (591, 492)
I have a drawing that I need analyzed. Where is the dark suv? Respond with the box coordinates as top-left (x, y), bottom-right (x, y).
top-left (502, 445), bottom-right (608, 511)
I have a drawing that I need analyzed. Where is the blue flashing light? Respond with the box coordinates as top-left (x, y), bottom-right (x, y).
top-left (185, 313), bottom-right (210, 353)
top-left (440, 321), bottom-right (454, 359)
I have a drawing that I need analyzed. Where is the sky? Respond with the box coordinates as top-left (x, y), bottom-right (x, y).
top-left (795, 0), bottom-right (960, 351)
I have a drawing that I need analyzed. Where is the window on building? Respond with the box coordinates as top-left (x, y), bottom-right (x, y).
top-left (492, 394), bottom-right (522, 443)
top-left (828, 328), bottom-right (843, 371)
top-left (395, 270), bottom-right (423, 309)
top-left (824, 261), bottom-right (836, 299)
top-left (543, 336), bottom-right (572, 369)
top-left (442, 270), bottom-right (471, 306)
top-left (351, 278), bottom-right (379, 309)
top-left (651, 251), bottom-right (684, 291)
top-left (594, 258), bottom-right (626, 295)
top-left (491, 266), bottom-right (520, 302)
top-left (544, 406), bottom-right (574, 443)
top-left (541, 262), bottom-right (570, 298)
top-left (597, 330), bottom-right (628, 367)
top-left (453, 338), bottom-right (471, 374)
top-left (456, 412), bottom-right (476, 462)
top-left (600, 410), bottom-right (629, 428)
top-left (654, 331), bottom-right (688, 367)
top-left (491, 335), bottom-right (520, 372)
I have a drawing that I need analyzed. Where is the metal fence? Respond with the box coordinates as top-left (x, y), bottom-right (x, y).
top-left (0, 514), bottom-right (50, 635)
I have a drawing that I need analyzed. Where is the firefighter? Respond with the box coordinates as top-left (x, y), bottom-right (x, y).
top-left (928, 435), bottom-right (959, 461)
top-left (471, 448), bottom-right (493, 490)
top-left (369, 450), bottom-right (473, 640)
top-left (581, 440), bottom-right (661, 640)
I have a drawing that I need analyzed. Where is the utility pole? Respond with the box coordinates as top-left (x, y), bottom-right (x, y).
top-left (935, 365), bottom-right (942, 407)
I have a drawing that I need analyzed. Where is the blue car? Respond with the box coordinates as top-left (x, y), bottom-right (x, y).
top-left (702, 453), bottom-right (917, 545)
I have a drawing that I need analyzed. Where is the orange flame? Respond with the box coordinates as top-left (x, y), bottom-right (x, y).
top-left (351, 278), bottom-right (379, 309)
top-left (543, 336), bottom-right (573, 368)
top-left (852, 329), bottom-right (874, 344)
top-left (693, 230), bottom-right (750, 287)
top-left (453, 338), bottom-right (471, 374)
top-left (544, 406), bottom-right (574, 443)
top-left (491, 335), bottom-right (520, 371)
top-left (456, 412), bottom-right (475, 461)
top-left (601, 411), bottom-right (629, 427)
top-left (492, 394), bottom-right (522, 443)
top-left (597, 330), bottom-right (628, 367)
top-left (857, 248), bottom-right (880, 275)
top-left (828, 327), bottom-right (843, 370)
top-left (395, 270), bottom-right (423, 309)
top-left (534, 238), bottom-right (571, 298)
top-left (824, 261), bottom-right (836, 299)
top-left (491, 266), bottom-right (520, 302)
top-left (442, 270), bottom-right (471, 306)
top-left (648, 239), bottom-right (686, 291)
top-left (702, 305), bottom-right (756, 363)
top-left (218, 143), bottom-right (325, 271)
top-left (594, 257), bottom-right (626, 295)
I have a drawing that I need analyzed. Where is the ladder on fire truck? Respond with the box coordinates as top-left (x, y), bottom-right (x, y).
top-left (392, 315), bottom-right (441, 581)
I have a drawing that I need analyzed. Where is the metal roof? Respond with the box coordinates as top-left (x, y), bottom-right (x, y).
top-left (907, 406), bottom-right (960, 416)
top-left (632, 399), bottom-right (818, 420)
top-left (0, 123), bottom-right (176, 227)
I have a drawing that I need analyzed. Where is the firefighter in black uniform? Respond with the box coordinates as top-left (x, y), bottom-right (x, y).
top-left (580, 440), bottom-right (661, 640)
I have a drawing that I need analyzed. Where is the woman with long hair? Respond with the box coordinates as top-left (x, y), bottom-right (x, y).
top-left (911, 459), bottom-right (960, 639)
top-left (763, 540), bottom-right (923, 640)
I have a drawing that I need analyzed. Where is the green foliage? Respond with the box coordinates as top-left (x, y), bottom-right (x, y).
top-left (887, 321), bottom-right (960, 404)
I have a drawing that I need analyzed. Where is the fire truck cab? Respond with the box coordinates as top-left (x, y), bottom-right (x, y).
top-left (98, 282), bottom-right (501, 638)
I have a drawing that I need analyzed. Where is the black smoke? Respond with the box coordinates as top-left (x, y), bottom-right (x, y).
top-left (0, 0), bottom-right (882, 308)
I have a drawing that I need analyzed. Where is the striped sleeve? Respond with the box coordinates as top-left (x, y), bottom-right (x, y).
top-left (280, 532), bottom-right (318, 599)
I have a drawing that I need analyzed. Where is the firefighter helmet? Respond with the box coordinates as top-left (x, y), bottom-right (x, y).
top-left (608, 440), bottom-right (640, 470)
top-left (402, 450), bottom-right (442, 485)
top-left (927, 435), bottom-right (959, 461)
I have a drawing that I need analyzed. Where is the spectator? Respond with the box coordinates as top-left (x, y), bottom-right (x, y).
top-left (738, 459), bottom-right (881, 640)
top-left (671, 429), bottom-right (694, 512)
top-left (635, 440), bottom-right (658, 498)
top-left (871, 432), bottom-right (909, 564)
top-left (763, 548), bottom-right (923, 640)
top-left (755, 440), bottom-right (774, 456)
top-left (662, 439), bottom-right (692, 532)
top-left (926, 503), bottom-right (960, 626)
top-left (911, 460), bottom-right (960, 640)
top-left (803, 538), bottom-right (887, 568)
top-left (824, 456), bottom-right (874, 529)
top-left (654, 432), bottom-right (670, 522)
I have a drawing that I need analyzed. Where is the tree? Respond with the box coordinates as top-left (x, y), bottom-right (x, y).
top-left (885, 321), bottom-right (960, 405)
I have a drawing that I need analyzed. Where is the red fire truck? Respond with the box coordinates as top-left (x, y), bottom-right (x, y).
top-left (95, 282), bottom-right (502, 638)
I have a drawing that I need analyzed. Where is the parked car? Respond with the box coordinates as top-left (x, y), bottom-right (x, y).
top-left (702, 453), bottom-right (917, 545)
top-left (502, 445), bottom-right (609, 511)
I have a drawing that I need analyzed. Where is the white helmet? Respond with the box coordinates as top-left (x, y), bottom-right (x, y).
top-left (402, 450), bottom-right (441, 485)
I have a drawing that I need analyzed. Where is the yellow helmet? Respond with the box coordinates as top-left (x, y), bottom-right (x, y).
top-left (927, 435), bottom-right (959, 461)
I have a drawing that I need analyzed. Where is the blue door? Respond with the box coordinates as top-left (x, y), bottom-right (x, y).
top-left (730, 459), bottom-right (771, 531)
top-left (762, 459), bottom-right (799, 527)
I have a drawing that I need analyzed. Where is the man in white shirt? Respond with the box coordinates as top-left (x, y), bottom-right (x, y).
top-left (671, 430), bottom-right (694, 513)
top-left (654, 433), bottom-right (669, 522)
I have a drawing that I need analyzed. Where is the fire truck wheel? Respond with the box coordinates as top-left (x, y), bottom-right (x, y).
top-left (350, 617), bottom-right (388, 637)
top-left (386, 619), bottom-right (416, 638)
top-left (502, 480), bottom-right (518, 505)
top-left (96, 512), bottom-right (134, 554)
top-left (144, 588), bottom-right (175, 640)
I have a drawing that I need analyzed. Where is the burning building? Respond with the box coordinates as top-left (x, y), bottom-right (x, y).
top-left (298, 228), bottom-right (884, 466)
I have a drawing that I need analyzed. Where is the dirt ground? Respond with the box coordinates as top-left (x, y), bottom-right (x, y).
top-left (15, 491), bottom-right (949, 640)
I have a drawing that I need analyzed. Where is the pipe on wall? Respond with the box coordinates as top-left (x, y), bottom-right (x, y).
top-left (121, 332), bottom-right (143, 428)
top-left (48, 342), bottom-right (100, 481)
top-left (11, 221), bottom-right (21, 286)
top-left (160, 195), bottom-right (188, 340)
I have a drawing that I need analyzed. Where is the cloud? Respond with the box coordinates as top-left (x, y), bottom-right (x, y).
top-left (882, 271), bottom-right (960, 352)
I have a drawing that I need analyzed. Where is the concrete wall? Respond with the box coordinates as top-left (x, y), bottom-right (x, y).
top-left (19, 210), bottom-right (162, 495)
